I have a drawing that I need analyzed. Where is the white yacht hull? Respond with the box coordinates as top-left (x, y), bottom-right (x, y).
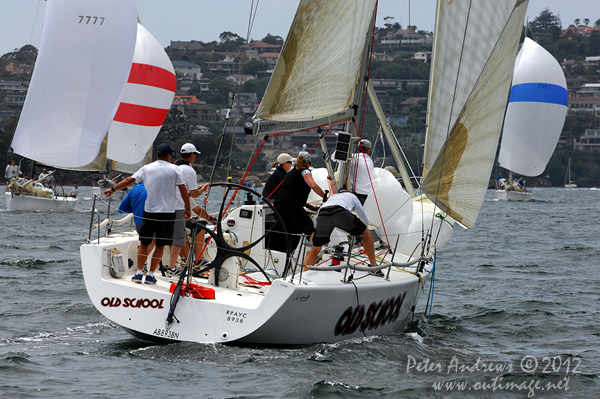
top-left (81, 233), bottom-right (426, 345)
top-left (6, 191), bottom-right (77, 212)
top-left (494, 189), bottom-right (532, 201)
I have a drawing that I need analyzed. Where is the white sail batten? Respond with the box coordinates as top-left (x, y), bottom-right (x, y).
top-left (11, 0), bottom-right (138, 168)
top-left (107, 23), bottom-right (177, 165)
top-left (498, 37), bottom-right (568, 176)
top-left (422, 0), bottom-right (529, 228)
top-left (250, 0), bottom-right (377, 135)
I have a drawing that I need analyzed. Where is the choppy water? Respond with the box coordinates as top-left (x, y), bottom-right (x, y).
top-left (1, 187), bottom-right (599, 398)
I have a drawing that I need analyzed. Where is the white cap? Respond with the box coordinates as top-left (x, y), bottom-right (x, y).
top-left (277, 153), bottom-right (296, 164)
top-left (181, 143), bottom-right (201, 155)
top-left (360, 139), bottom-right (371, 149)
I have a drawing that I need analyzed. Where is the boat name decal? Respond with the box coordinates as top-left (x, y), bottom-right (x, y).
top-left (152, 328), bottom-right (179, 340)
top-left (258, 121), bottom-right (307, 134)
top-left (334, 292), bottom-right (407, 336)
top-left (226, 310), bottom-right (247, 324)
top-left (294, 294), bottom-right (311, 302)
top-left (100, 297), bottom-right (165, 309)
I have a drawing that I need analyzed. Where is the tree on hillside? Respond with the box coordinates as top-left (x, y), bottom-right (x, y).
top-left (158, 108), bottom-right (190, 142)
top-left (218, 31), bottom-right (245, 52)
top-left (261, 34), bottom-right (283, 45)
top-left (531, 8), bottom-right (562, 33)
top-left (584, 18), bottom-right (590, 26)
top-left (242, 59), bottom-right (268, 76)
top-left (595, 19), bottom-right (600, 28)
top-left (588, 31), bottom-right (600, 56)
top-left (574, 19), bottom-right (581, 27)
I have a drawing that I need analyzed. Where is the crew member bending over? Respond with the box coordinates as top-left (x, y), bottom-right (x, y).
top-left (304, 191), bottom-right (381, 276)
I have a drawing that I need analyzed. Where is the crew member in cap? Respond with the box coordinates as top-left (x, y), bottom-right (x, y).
top-left (269, 153), bottom-right (326, 252)
top-left (104, 143), bottom-right (191, 285)
top-left (262, 153), bottom-right (295, 202)
top-left (352, 139), bottom-right (374, 205)
top-left (166, 143), bottom-right (210, 277)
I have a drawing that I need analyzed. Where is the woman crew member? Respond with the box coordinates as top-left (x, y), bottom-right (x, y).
top-left (272, 153), bottom-right (326, 251)
top-left (262, 153), bottom-right (295, 202)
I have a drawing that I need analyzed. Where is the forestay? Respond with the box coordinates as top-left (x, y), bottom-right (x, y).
top-left (421, 0), bottom-right (529, 228)
top-left (498, 37), bottom-right (568, 176)
top-left (249, 0), bottom-right (377, 135)
top-left (11, 0), bottom-right (137, 168)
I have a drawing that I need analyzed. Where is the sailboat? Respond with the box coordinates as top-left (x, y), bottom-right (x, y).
top-left (7, 0), bottom-right (137, 210)
top-left (8, 0), bottom-right (175, 210)
top-left (80, 0), bottom-right (529, 345)
top-left (564, 158), bottom-right (577, 188)
top-left (495, 37), bottom-right (568, 201)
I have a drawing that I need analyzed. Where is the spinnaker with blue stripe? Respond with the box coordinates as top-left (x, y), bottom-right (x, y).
top-left (498, 37), bottom-right (568, 177)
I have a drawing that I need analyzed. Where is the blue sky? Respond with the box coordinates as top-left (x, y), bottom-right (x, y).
top-left (1, 0), bottom-right (598, 57)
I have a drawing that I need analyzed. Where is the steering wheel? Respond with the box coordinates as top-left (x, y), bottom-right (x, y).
top-left (193, 182), bottom-right (292, 287)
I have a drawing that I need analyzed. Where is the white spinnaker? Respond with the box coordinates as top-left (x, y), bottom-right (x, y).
top-left (421, 0), bottom-right (529, 228)
top-left (11, 0), bottom-right (137, 168)
top-left (107, 23), bottom-right (176, 165)
top-left (498, 38), bottom-right (568, 176)
top-left (254, 0), bottom-right (377, 131)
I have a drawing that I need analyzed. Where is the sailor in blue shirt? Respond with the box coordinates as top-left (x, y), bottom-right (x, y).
top-left (118, 182), bottom-right (147, 232)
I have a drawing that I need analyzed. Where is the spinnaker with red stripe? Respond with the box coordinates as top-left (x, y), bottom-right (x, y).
top-left (107, 22), bottom-right (177, 166)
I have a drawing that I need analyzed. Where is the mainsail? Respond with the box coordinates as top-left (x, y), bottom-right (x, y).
top-left (248, 0), bottom-right (378, 135)
top-left (498, 37), bottom-right (568, 176)
top-left (421, 0), bottom-right (529, 228)
top-left (11, 0), bottom-right (138, 168)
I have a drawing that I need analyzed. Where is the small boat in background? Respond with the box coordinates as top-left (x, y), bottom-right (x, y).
top-left (564, 158), bottom-right (577, 188)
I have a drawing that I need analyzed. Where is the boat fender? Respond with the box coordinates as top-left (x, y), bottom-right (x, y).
top-left (108, 249), bottom-right (127, 278)
top-left (169, 283), bottom-right (215, 299)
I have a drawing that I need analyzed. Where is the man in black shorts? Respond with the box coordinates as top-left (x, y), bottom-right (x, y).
top-left (304, 191), bottom-right (379, 273)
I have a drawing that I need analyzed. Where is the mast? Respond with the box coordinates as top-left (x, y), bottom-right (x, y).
top-left (367, 84), bottom-right (414, 195)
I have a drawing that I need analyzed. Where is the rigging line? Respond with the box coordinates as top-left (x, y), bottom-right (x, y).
top-left (30, 0), bottom-right (43, 47)
top-left (227, 0), bottom-right (260, 177)
top-left (353, 120), bottom-right (390, 246)
top-left (209, 0), bottom-right (259, 193)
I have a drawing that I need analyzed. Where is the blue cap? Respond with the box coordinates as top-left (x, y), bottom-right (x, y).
top-left (157, 143), bottom-right (176, 157)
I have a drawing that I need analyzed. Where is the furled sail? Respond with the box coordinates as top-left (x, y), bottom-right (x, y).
top-left (247, 0), bottom-right (377, 135)
top-left (11, 0), bottom-right (138, 168)
top-left (421, 0), bottom-right (529, 228)
top-left (107, 22), bottom-right (177, 165)
top-left (498, 37), bottom-right (567, 176)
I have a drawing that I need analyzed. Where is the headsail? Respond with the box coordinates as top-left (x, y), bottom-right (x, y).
top-left (247, 0), bottom-right (378, 135)
top-left (421, 0), bottom-right (529, 228)
top-left (107, 22), bottom-right (177, 165)
top-left (498, 37), bottom-right (567, 176)
top-left (11, 0), bottom-right (138, 168)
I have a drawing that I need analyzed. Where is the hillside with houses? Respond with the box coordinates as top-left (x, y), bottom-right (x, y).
top-left (1, 10), bottom-right (600, 186)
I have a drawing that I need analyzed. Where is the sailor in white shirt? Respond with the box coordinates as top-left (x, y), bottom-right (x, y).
top-left (104, 143), bottom-right (191, 285)
top-left (352, 139), bottom-right (374, 205)
top-left (304, 191), bottom-right (379, 273)
top-left (5, 161), bottom-right (20, 184)
top-left (167, 143), bottom-right (210, 276)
